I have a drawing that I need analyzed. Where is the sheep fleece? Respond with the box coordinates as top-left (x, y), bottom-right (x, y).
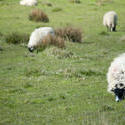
top-left (107, 53), bottom-right (125, 93)
top-left (20, 0), bottom-right (37, 6)
top-left (28, 27), bottom-right (55, 48)
top-left (103, 11), bottom-right (118, 30)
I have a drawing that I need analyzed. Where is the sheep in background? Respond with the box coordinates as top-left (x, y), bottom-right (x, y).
top-left (107, 53), bottom-right (125, 102)
top-left (28, 27), bottom-right (55, 52)
top-left (103, 11), bottom-right (118, 32)
top-left (20, 0), bottom-right (37, 6)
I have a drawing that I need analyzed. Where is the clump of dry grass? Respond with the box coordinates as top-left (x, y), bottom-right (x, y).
top-left (96, 0), bottom-right (113, 6)
top-left (29, 9), bottom-right (49, 22)
top-left (120, 35), bottom-right (125, 41)
top-left (0, 46), bottom-right (3, 51)
top-left (52, 7), bottom-right (62, 12)
top-left (42, 2), bottom-right (52, 7)
top-left (38, 35), bottom-right (65, 49)
top-left (55, 28), bottom-right (66, 38)
top-left (5, 32), bottom-right (29, 44)
top-left (69, 0), bottom-right (81, 4)
top-left (45, 47), bottom-right (74, 59)
top-left (55, 26), bottom-right (82, 42)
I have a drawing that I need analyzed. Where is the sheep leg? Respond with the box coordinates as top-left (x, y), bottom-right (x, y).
top-left (36, 49), bottom-right (39, 53)
top-left (113, 26), bottom-right (116, 32)
top-left (110, 24), bottom-right (113, 32)
top-left (107, 26), bottom-right (109, 32)
top-left (115, 95), bottom-right (120, 102)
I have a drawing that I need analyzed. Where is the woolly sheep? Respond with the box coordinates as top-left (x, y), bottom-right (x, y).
top-left (28, 27), bottom-right (55, 52)
top-left (107, 53), bottom-right (125, 102)
top-left (20, 0), bottom-right (37, 6)
top-left (103, 11), bottom-right (118, 32)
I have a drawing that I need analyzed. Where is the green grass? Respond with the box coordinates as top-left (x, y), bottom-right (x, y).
top-left (0, 0), bottom-right (125, 125)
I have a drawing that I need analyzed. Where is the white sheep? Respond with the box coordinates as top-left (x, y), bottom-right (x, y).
top-left (103, 11), bottom-right (118, 32)
top-left (107, 53), bottom-right (125, 102)
top-left (28, 27), bottom-right (55, 52)
top-left (20, 0), bottom-right (37, 6)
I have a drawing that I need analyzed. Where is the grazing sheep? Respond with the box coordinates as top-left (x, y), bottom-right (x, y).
top-left (107, 53), bottom-right (125, 102)
top-left (103, 11), bottom-right (118, 32)
top-left (28, 27), bottom-right (55, 52)
top-left (20, 0), bottom-right (37, 6)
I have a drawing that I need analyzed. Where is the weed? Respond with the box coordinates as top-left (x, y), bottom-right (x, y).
top-left (24, 68), bottom-right (41, 77)
top-left (0, 32), bottom-right (3, 37)
top-left (55, 26), bottom-right (83, 42)
top-left (45, 47), bottom-right (74, 59)
top-left (100, 105), bottom-right (115, 112)
top-left (0, 46), bottom-right (3, 51)
top-left (9, 88), bottom-right (25, 94)
top-left (41, 35), bottom-right (65, 49)
top-left (69, 0), bottom-right (81, 4)
top-left (23, 82), bottom-right (33, 88)
top-left (99, 31), bottom-right (109, 35)
top-left (120, 35), bottom-right (125, 41)
top-left (29, 9), bottom-right (49, 22)
top-left (42, 2), bottom-right (52, 7)
top-left (48, 97), bottom-right (55, 102)
top-left (5, 32), bottom-right (29, 44)
top-left (96, 0), bottom-right (113, 6)
top-left (79, 69), bottom-right (104, 76)
top-left (52, 7), bottom-right (62, 12)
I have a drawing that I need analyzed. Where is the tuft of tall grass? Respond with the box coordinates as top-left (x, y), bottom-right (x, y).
top-left (41, 35), bottom-right (65, 48)
top-left (96, 0), bottom-right (113, 6)
top-left (0, 46), bottom-right (3, 51)
top-left (5, 32), bottom-right (29, 44)
top-left (42, 2), bottom-right (52, 7)
top-left (55, 26), bottom-right (83, 42)
top-left (29, 9), bottom-right (49, 22)
top-left (99, 31), bottom-right (109, 35)
top-left (52, 7), bottom-right (62, 12)
top-left (120, 35), bottom-right (125, 41)
top-left (45, 47), bottom-right (74, 59)
top-left (0, 32), bottom-right (3, 37)
top-left (69, 0), bottom-right (81, 3)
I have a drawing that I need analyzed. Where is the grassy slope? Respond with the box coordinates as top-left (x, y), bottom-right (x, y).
top-left (0, 0), bottom-right (125, 125)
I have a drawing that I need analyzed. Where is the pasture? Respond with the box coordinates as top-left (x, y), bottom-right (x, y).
top-left (0, 0), bottom-right (125, 124)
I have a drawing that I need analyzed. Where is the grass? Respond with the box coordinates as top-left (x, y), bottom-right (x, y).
top-left (0, 0), bottom-right (125, 125)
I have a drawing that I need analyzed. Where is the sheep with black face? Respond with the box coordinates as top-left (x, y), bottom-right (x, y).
top-left (28, 27), bottom-right (55, 52)
top-left (107, 53), bottom-right (125, 102)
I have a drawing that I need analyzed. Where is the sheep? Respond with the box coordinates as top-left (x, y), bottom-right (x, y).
top-left (28, 27), bottom-right (55, 52)
top-left (103, 11), bottom-right (118, 32)
top-left (107, 53), bottom-right (125, 102)
top-left (20, 0), bottom-right (37, 6)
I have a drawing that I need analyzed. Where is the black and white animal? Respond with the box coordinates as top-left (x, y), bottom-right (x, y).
top-left (107, 53), bottom-right (125, 102)
top-left (28, 27), bottom-right (55, 52)
top-left (103, 11), bottom-right (118, 32)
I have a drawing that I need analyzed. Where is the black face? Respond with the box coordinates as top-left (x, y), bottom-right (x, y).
top-left (114, 88), bottom-right (125, 102)
top-left (28, 47), bottom-right (34, 52)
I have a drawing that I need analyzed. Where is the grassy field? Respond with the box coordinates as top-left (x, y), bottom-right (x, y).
top-left (0, 0), bottom-right (125, 125)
